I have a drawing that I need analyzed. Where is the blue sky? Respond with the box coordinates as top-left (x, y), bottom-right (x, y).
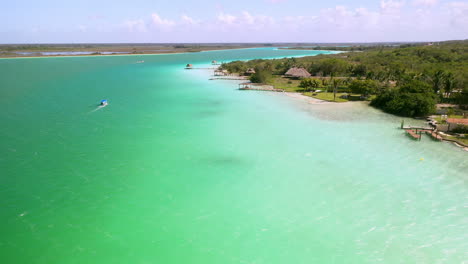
top-left (1, 0), bottom-right (467, 43)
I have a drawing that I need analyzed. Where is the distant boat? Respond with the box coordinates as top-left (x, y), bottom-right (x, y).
top-left (100, 100), bottom-right (108, 106)
top-left (136, 60), bottom-right (144, 63)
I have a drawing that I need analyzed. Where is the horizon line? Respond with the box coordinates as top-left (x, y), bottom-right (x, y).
top-left (2, 40), bottom-right (466, 45)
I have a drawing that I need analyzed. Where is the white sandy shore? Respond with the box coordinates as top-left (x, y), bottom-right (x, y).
top-left (282, 92), bottom-right (334, 104)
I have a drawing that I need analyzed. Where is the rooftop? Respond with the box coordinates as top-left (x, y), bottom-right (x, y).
top-left (284, 67), bottom-right (311, 78)
top-left (447, 118), bottom-right (468, 125)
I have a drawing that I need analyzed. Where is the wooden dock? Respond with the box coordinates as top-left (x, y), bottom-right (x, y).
top-left (209, 77), bottom-right (247, 80)
top-left (239, 87), bottom-right (284, 92)
top-left (403, 127), bottom-right (443, 141)
top-left (185, 67), bottom-right (217, 70)
top-left (405, 129), bottom-right (422, 140)
top-left (426, 130), bottom-right (443, 141)
top-left (400, 120), bottom-right (464, 147)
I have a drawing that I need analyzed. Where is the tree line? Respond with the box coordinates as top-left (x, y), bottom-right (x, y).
top-left (220, 40), bottom-right (468, 117)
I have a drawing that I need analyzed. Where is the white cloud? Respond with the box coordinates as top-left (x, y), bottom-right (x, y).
top-left (114, 3), bottom-right (466, 43)
top-left (380, 0), bottom-right (405, 14)
top-left (242, 11), bottom-right (255, 25)
top-left (320, 6), bottom-right (354, 28)
top-left (217, 12), bottom-right (237, 24)
top-left (314, 5), bottom-right (383, 32)
top-left (181, 14), bottom-right (199, 25)
top-left (211, 11), bottom-right (275, 32)
top-left (151, 13), bottom-right (175, 28)
top-left (123, 19), bottom-right (147, 32)
top-left (413, 0), bottom-right (438, 7)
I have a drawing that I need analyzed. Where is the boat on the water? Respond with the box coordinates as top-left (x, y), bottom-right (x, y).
top-left (100, 100), bottom-right (108, 106)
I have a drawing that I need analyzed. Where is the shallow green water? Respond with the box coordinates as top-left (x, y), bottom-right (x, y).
top-left (0, 48), bottom-right (467, 264)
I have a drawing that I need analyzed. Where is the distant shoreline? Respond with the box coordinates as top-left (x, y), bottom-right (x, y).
top-left (0, 45), bottom-right (265, 59)
top-left (0, 42), bottom-right (417, 59)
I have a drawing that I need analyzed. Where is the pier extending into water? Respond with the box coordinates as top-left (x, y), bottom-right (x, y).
top-left (185, 67), bottom-right (218, 70)
top-left (402, 126), bottom-right (443, 141)
top-left (238, 82), bottom-right (284, 92)
top-left (209, 77), bottom-right (247, 80)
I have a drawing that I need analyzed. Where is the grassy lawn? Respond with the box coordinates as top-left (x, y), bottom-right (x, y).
top-left (266, 76), bottom-right (304, 92)
top-left (265, 75), bottom-right (372, 103)
top-left (433, 115), bottom-right (464, 123)
top-left (442, 135), bottom-right (468, 145)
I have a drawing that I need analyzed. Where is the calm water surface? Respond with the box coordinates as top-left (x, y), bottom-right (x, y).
top-left (0, 48), bottom-right (466, 263)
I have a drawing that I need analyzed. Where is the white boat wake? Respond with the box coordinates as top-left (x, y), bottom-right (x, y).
top-left (89, 100), bottom-right (108, 113)
top-left (89, 105), bottom-right (106, 113)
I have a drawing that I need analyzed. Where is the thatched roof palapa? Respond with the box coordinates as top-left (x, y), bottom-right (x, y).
top-left (245, 68), bottom-right (256, 75)
top-left (284, 67), bottom-right (311, 78)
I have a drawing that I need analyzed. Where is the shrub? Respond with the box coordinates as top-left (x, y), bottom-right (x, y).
top-left (371, 81), bottom-right (437, 117)
top-left (250, 70), bottom-right (271, 83)
top-left (349, 79), bottom-right (378, 95)
top-left (451, 126), bottom-right (468, 134)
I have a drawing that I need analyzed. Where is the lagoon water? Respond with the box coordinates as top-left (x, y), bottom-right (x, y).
top-left (0, 48), bottom-right (467, 263)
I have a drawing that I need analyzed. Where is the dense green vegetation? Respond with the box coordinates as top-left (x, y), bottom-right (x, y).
top-left (249, 70), bottom-right (272, 83)
top-left (370, 80), bottom-right (437, 117)
top-left (280, 44), bottom-right (403, 52)
top-left (349, 79), bottom-right (378, 96)
top-left (221, 40), bottom-right (468, 117)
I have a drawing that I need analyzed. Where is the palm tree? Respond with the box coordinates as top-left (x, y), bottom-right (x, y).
top-left (311, 79), bottom-right (321, 90)
top-left (432, 70), bottom-right (445, 94)
top-left (332, 79), bottom-right (342, 101)
top-left (444, 72), bottom-right (455, 100)
top-left (327, 73), bottom-right (335, 94)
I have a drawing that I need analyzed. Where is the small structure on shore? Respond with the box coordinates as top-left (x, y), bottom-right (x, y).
top-left (214, 69), bottom-right (229, 76)
top-left (212, 60), bottom-right (220, 65)
top-left (245, 68), bottom-right (256, 76)
top-left (446, 118), bottom-right (468, 132)
top-left (284, 67), bottom-right (311, 79)
top-left (185, 64), bottom-right (193, 69)
top-left (401, 120), bottom-right (443, 141)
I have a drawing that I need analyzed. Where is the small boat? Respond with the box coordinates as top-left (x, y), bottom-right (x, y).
top-left (100, 100), bottom-right (108, 106)
top-left (136, 60), bottom-right (144, 63)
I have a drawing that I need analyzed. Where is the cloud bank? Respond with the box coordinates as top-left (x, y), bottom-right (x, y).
top-left (17, 1), bottom-right (468, 43)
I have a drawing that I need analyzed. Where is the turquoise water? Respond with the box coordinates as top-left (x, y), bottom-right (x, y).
top-left (0, 48), bottom-right (466, 264)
